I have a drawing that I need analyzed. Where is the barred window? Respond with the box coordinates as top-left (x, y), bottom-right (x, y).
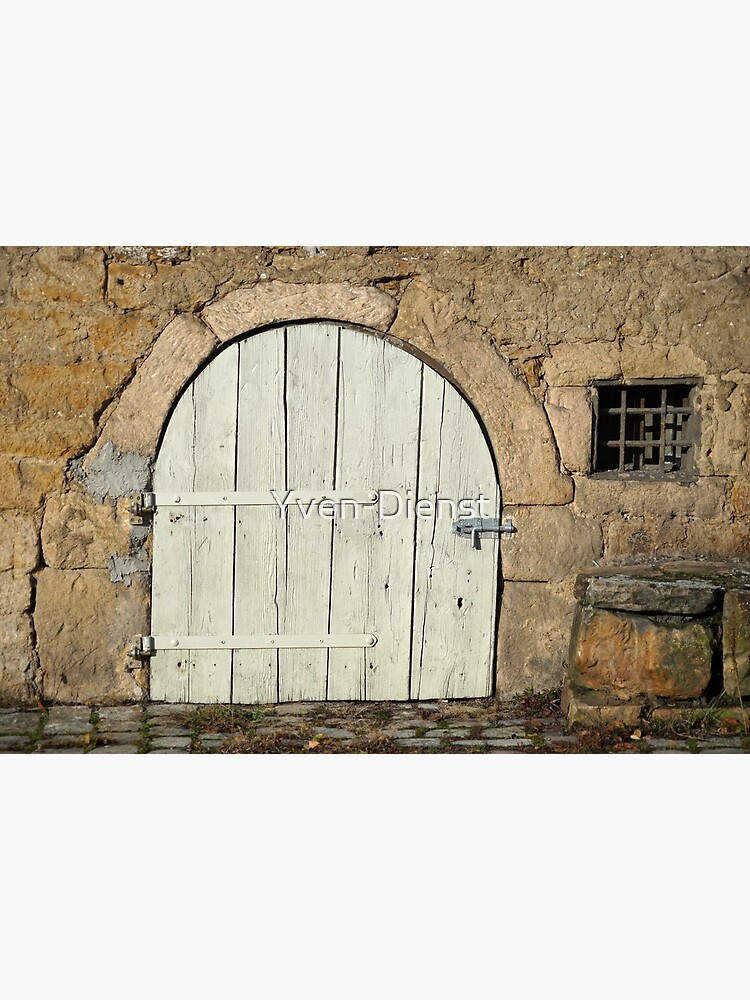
top-left (592, 380), bottom-right (699, 476)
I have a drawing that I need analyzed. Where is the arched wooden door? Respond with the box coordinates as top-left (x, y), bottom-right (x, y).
top-left (150, 323), bottom-right (500, 703)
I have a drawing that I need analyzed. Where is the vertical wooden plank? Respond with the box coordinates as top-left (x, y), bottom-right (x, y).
top-left (278, 324), bottom-right (339, 701)
top-left (150, 391), bottom-right (195, 702)
top-left (327, 331), bottom-right (422, 700)
top-left (410, 368), bottom-right (499, 699)
top-left (186, 344), bottom-right (238, 703)
top-left (232, 331), bottom-right (286, 704)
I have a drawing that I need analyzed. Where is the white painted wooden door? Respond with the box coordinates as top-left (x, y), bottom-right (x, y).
top-left (150, 324), bottom-right (500, 703)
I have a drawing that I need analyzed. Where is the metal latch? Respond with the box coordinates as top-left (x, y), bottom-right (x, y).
top-left (129, 492), bottom-right (156, 524)
top-left (452, 516), bottom-right (515, 549)
top-left (128, 635), bottom-right (156, 660)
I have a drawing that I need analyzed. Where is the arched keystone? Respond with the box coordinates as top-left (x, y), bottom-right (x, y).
top-left (201, 281), bottom-right (397, 341)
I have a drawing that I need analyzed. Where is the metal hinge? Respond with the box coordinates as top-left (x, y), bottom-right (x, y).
top-left (452, 516), bottom-right (515, 549)
top-left (128, 492), bottom-right (156, 524)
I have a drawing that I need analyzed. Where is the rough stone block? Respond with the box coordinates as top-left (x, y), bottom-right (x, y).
top-left (0, 512), bottom-right (40, 571)
top-left (732, 478), bottom-right (750, 518)
top-left (495, 582), bottom-right (579, 697)
top-left (723, 589), bottom-right (750, 697)
top-left (569, 606), bottom-right (713, 699)
top-left (605, 515), bottom-right (689, 560)
top-left (41, 489), bottom-right (132, 570)
top-left (13, 247), bottom-right (105, 305)
top-left (696, 382), bottom-right (750, 477)
top-left (34, 569), bottom-right (148, 704)
top-left (619, 342), bottom-right (708, 380)
top-left (0, 573), bottom-right (33, 615)
top-left (0, 613), bottom-right (35, 706)
top-left (500, 506), bottom-right (603, 582)
top-left (584, 575), bottom-right (721, 614)
top-left (202, 281), bottom-right (398, 341)
top-left (544, 387), bottom-right (592, 474)
top-left (544, 343), bottom-right (621, 385)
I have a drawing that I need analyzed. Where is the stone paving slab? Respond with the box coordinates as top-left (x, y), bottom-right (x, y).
top-left (90, 745), bottom-right (140, 753)
top-left (145, 705), bottom-right (195, 719)
top-left (146, 727), bottom-right (193, 738)
top-left (46, 706), bottom-right (93, 722)
top-left (96, 732), bottom-right (143, 744)
top-left (149, 736), bottom-right (192, 750)
top-left (42, 722), bottom-right (93, 737)
top-left (96, 722), bottom-right (142, 739)
top-left (0, 712), bottom-right (42, 733)
top-left (0, 736), bottom-right (32, 750)
top-left (97, 707), bottom-right (144, 723)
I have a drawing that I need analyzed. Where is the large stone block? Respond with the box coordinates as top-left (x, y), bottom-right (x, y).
top-left (619, 342), bottom-right (708, 380)
top-left (41, 490), bottom-right (133, 570)
top-left (569, 607), bottom-right (713, 699)
top-left (1, 361), bottom-right (132, 459)
top-left (0, 512), bottom-right (40, 571)
top-left (544, 343), bottom-right (620, 385)
top-left (0, 613), bottom-right (35, 706)
top-left (34, 569), bottom-right (148, 704)
top-left (544, 387), bottom-right (592, 474)
top-left (604, 515), bottom-right (689, 560)
top-left (573, 476), bottom-right (727, 519)
top-left (723, 590), bottom-right (750, 697)
top-left (500, 506), bottom-right (602, 582)
top-left (495, 582), bottom-right (578, 697)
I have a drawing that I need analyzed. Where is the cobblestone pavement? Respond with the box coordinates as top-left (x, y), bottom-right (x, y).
top-left (1, 699), bottom-right (748, 753)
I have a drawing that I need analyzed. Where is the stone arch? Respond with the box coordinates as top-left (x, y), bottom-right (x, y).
top-left (84, 279), bottom-right (570, 507)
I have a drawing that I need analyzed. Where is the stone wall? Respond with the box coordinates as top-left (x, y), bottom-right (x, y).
top-left (1, 245), bottom-right (748, 704)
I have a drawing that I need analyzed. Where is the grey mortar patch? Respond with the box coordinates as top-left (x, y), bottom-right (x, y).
top-left (72, 441), bottom-right (151, 502)
top-left (109, 553), bottom-right (150, 585)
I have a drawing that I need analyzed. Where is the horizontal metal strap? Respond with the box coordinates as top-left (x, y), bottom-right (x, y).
top-left (142, 634), bottom-right (377, 651)
top-left (149, 490), bottom-right (378, 508)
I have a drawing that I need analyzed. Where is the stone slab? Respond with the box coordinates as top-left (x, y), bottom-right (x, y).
top-left (583, 575), bottom-right (722, 614)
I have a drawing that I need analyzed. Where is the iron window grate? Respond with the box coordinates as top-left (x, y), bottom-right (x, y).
top-left (592, 380), bottom-right (699, 475)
